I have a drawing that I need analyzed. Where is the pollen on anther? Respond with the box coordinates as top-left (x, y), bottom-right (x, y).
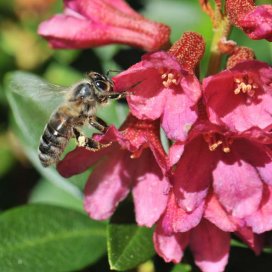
top-left (161, 72), bottom-right (179, 88)
top-left (233, 75), bottom-right (258, 97)
top-left (223, 146), bottom-right (231, 153)
top-left (209, 140), bottom-right (222, 151)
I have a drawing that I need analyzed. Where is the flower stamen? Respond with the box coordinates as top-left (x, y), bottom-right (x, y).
top-left (204, 133), bottom-right (232, 153)
top-left (161, 71), bottom-right (179, 88)
top-left (233, 74), bottom-right (259, 97)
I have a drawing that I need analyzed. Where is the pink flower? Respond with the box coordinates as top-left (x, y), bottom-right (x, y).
top-left (113, 32), bottom-right (205, 142)
top-left (203, 60), bottom-right (272, 133)
top-left (113, 51), bottom-right (202, 141)
top-left (153, 190), bottom-right (263, 272)
top-left (170, 121), bottom-right (272, 220)
top-left (226, 0), bottom-right (272, 41)
top-left (38, 0), bottom-right (170, 51)
top-left (238, 5), bottom-right (272, 42)
top-left (57, 115), bottom-right (169, 227)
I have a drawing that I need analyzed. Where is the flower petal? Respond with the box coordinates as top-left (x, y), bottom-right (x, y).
top-left (245, 185), bottom-right (272, 233)
top-left (39, 0), bottom-right (170, 51)
top-left (57, 146), bottom-right (112, 178)
top-left (169, 142), bottom-right (185, 167)
top-left (162, 73), bottom-right (201, 141)
top-left (132, 150), bottom-right (169, 227)
top-left (238, 5), bottom-right (272, 42)
top-left (235, 139), bottom-right (272, 186)
top-left (235, 226), bottom-right (263, 254)
top-left (173, 136), bottom-right (215, 212)
top-left (38, 14), bottom-right (102, 48)
top-left (153, 223), bottom-right (189, 263)
top-left (84, 149), bottom-right (131, 220)
top-left (213, 149), bottom-right (263, 218)
top-left (113, 52), bottom-right (182, 120)
top-left (65, 0), bottom-right (142, 18)
top-left (190, 220), bottom-right (230, 272)
top-left (204, 193), bottom-right (238, 232)
top-left (203, 61), bottom-right (272, 132)
top-left (162, 91), bottom-right (198, 141)
top-left (160, 191), bottom-right (205, 234)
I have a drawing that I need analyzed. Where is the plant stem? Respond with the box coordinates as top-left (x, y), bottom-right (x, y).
top-left (207, 16), bottom-right (231, 75)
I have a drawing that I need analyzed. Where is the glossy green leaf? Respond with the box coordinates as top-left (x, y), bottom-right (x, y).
top-left (108, 224), bottom-right (155, 271)
top-left (107, 203), bottom-right (155, 271)
top-left (29, 178), bottom-right (83, 212)
top-left (0, 204), bottom-right (106, 271)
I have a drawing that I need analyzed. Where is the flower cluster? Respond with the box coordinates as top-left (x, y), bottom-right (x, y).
top-left (40, 0), bottom-right (272, 271)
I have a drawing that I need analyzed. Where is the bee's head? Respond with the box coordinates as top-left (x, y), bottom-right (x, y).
top-left (88, 72), bottom-right (114, 94)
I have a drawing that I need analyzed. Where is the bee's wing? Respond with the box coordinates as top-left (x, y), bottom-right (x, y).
top-left (9, 71), bottom-right (67, 116)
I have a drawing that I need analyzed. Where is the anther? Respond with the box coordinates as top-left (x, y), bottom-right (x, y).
top-left (209, 140), bottom-right (222, 151)
top-left (161, 72), bottom-right (179, 88)
top-left (233, 74), bottom-right (258, 98)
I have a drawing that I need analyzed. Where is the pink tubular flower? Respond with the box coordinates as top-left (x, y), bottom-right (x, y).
top-left (113, 32), bottom-right (204, 142)
top-left (226, 0), bottom-right (272, 41)
top-left (57, 115), bottom-right (169, 227)
top-left (38, 0), bottom-right (170, 51)
top-left (153, 190), bottom-right (263, 272)
top-left (113, 48), bottom-right (204, 142)
top-left (203, 60), bottom-right (272, 133)
top-left (170, 121), bottom-right (272, 220)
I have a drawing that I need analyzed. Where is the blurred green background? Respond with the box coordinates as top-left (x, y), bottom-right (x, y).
top-left (0, 0), bottom-right (271, 271)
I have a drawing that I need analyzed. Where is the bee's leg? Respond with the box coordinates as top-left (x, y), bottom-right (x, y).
top-left (89, 116), bottom-right (108, 133)
top-left (73, 128), bottom-right (81, 140)
top-left (102, 92), bottom-right (128, 100)
top-left (73, 128), bottom-right (111, 151)
top-left (73, 128), bottom-right (88, 147)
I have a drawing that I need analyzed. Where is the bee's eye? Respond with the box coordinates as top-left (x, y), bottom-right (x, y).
top-left (95, 80), bottom-right (109, 92)
top-left (89, 72), bottom-right (104, 81)
top-left (93, 73), bottom-right (104, 80)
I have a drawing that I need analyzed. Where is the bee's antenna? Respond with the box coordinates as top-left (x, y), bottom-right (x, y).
top-left (123, 79), bottom-right (145, 94)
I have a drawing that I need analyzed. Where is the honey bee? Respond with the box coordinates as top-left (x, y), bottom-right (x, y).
top-left (38, 71), bottom-right (132, 167)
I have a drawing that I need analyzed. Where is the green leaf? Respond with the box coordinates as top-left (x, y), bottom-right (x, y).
top-left (29, 178), bottom-right (83, 212)
top-left (107, 203), bottom-right (155, 271)
top-left (0, 204), bottom-right (106, 272)
top-left (108, 224), bottom-right (155, 271)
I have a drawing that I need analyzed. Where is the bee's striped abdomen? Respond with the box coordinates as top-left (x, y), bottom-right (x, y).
top-left (38, 113), bottom-right (72, 167)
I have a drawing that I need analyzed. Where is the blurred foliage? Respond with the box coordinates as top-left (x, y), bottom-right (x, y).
top-left (0, 0), bottom-right (271, 271)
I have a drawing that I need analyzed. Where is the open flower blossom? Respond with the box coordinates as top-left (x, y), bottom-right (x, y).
top-left (113, 32), bottom-right (205, 141)
top-left (153, 190), bottom-right (264, 272)
top-left (226, 0), bottom-right (272, 41)
top-left (38, 0), bottom-right (170, 51)
top-left (57, 115), bottom-right (169, 227)
top-left (170, 120), bottom-right (272, 224)
top-left (203, 60), bottom-right (272, 133)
